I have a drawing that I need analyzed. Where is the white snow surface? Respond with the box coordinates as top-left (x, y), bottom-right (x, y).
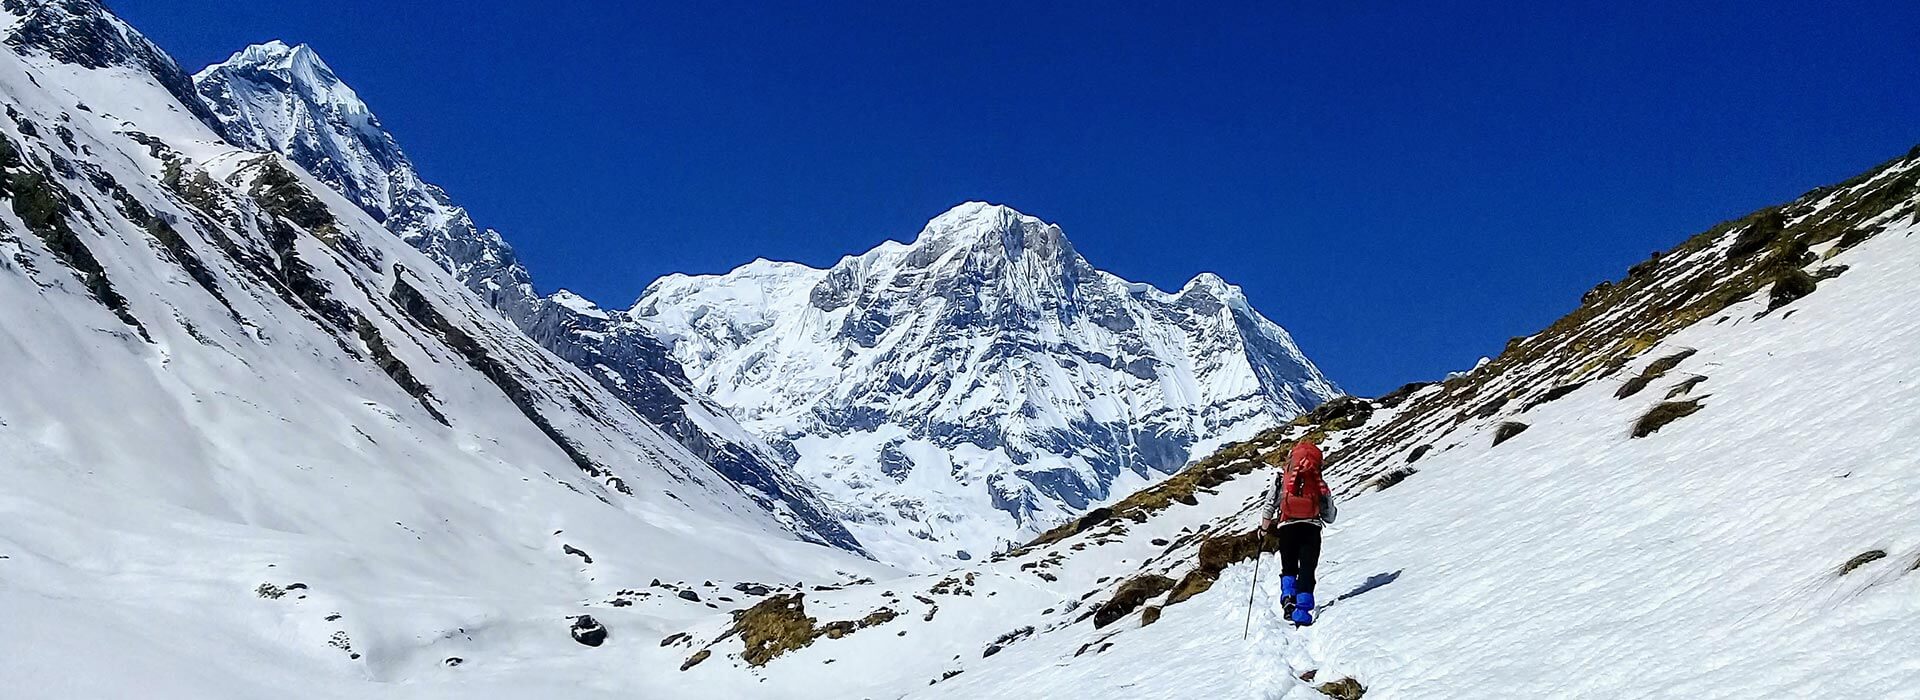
top-left (192, 38), bottom-right (863, 553)
top-left (0, 7), bottom-right (878, 698)
top-left (3, 3), bottom-right (1917, 699)
top-left (631, 201), bottom-right (1340, 569)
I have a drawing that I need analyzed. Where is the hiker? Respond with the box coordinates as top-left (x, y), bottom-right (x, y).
top-left (1261, 440), bottom-right (1336, 626)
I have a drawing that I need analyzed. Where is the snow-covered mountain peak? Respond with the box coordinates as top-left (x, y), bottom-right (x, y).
top-left (3, 0), bottom-right (227, 135)
top-left (632, 205), bottom-right (1339, 568)
top-left (911, 200), bottom-right (1076, 264)
top-left (201, 40), bottom-right (360, 112)
top-left (192, 31), bottom-right (866, 553)
top-left (1179, 271), bottom-right (1241, 298)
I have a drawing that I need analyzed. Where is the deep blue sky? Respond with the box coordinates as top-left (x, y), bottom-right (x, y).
top-left (115, 1), bottom-right (1919, 395)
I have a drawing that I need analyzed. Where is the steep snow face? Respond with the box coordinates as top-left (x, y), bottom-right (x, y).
top-left (633, 202), bottom-right (1340, 568)
top-left (192, 41), bottom-right (861, 552)
top-left (0, 2), bottom-right (882, 694)
top-left (914, 152), bottom-right (1920, 700)
top-left (2, 0), bottom-right (224, 134)
top-left (623, 147), bottom-right (1920, 700)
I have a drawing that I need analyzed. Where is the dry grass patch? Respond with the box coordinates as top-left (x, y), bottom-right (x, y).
top-left (1633, 401), bottom-right (1704, 438)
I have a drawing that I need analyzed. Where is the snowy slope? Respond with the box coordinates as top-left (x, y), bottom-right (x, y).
top-left (187, 36), bottom-right (1339, 570)
top-left (0, 3), bottom-right (880, 697)
top-left (632, 201), bottom-right (1340, 569)
top-left (623, 144), bottom-right (1920, 700)
top-left (6, 2), bottom-right (1917, 698)
top-left (190, 40), bottom-right (860, 552)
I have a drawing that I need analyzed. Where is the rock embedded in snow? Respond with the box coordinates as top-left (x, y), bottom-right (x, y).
top-left (570, 615), bottom-right (608, 647)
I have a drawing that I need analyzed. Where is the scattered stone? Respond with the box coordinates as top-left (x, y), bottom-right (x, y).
top-left (661, 632), bottom-right (690, 647)
top-left (679, 649), bottom-right (711, 671)
top-left (1522, 382), bottom-right (1586, 412)
top-left (443, 657), bottom-right (463, 667)
top-left (1140, 605), bottom-right (1162, 627)
top-left (1840, 550), bottom-right (1887, 576)
top-left (1491, 421), bottom-right (1529, 447)
top-left (255, 583), bottom-right (286, 600)
top-left (677, 589), bottom-right (701, 602)
top-left (1664, 375), bottom-right (1708, 400)
top-left (326, 630), bottom-right (356, 658)
top-left (1633, 401), bottom-right (1704, 438)
top-left (1617, 350), bottom-right (1697, 399)
top-left (1370, 467), bottom-right (1417, 492)
top-left (1093, 574), bottom-right (1176, 628)
top-left (1768, 268), bottom-right (1817, 311)
top-left (571, 615), bottom-right (608, 647)
top-left (561, 544), bottom-right (593, 564)
top-left (1319, 677), bottom-right (1366, 699)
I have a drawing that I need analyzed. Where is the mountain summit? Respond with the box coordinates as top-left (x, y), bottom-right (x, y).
top-left (191, 39), bottom-right (1340, 568)
top-left (633, 202), bottom-right (1339, 567)
top-left (193, 41), bottom-right (862, 552)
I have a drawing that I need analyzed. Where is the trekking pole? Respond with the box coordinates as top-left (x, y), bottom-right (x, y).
top-left (1242, 525), bottom-right (1265, 640)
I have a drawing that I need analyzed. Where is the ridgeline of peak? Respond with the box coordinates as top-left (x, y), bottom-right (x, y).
top-left (3, 0), bottom-right (226, 134)
top-left (912, 201), bottom-right (1078, 263)
top-left (190, 30), bottom-right (864, 553)
top-left (634, 204), bottom-right (1338, 569)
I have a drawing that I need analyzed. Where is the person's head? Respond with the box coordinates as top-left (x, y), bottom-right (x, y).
top-left (1289, 440), bottom-right (1324, 473)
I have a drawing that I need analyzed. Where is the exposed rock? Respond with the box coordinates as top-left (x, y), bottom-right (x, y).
top-left (679, 649), bottom-right (711, 671)
top-left (1491, 421), bottom-right (1529, 447)
top-left (561, 544), bottom-right (592, 564)
top-left (1840, 550), bottom-right (1887, 575)
top-left (1522, 382), bottom-right (1586, 412)
top-left (1371, 467), bottom-right (1417, 492)
top-left (1093, 574), bottom-right (1176, 628)
top-left (1633, 401), bottom-right (1704, 438)
top-left (1318, 677), bottom-right (1367, 699)
top-left (1768, 268), bottom-right (1817, 311)
top-left (570, 615), bottom-right (607, 647)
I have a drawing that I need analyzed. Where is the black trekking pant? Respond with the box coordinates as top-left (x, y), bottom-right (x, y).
top-left (1273, 522), bottom-right (1322, 595)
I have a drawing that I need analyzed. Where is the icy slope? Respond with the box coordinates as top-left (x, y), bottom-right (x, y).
top-left (633, 201), bottom-right (1340, 568)
top-left (0, 3), bottom-right (879, 697)
top-left (191, 40), bottom-right (859, 551)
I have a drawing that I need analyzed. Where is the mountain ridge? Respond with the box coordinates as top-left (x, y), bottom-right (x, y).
top-left (192, 37), bottom-right (864, 552)
top-left (191, 36), bottom-right (1340, 569)
top-left (631, 199), bottom-right (1339, 567)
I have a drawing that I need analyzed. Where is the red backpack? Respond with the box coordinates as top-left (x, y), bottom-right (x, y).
top-left (1279, 441), bottom-right (1325, 520)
